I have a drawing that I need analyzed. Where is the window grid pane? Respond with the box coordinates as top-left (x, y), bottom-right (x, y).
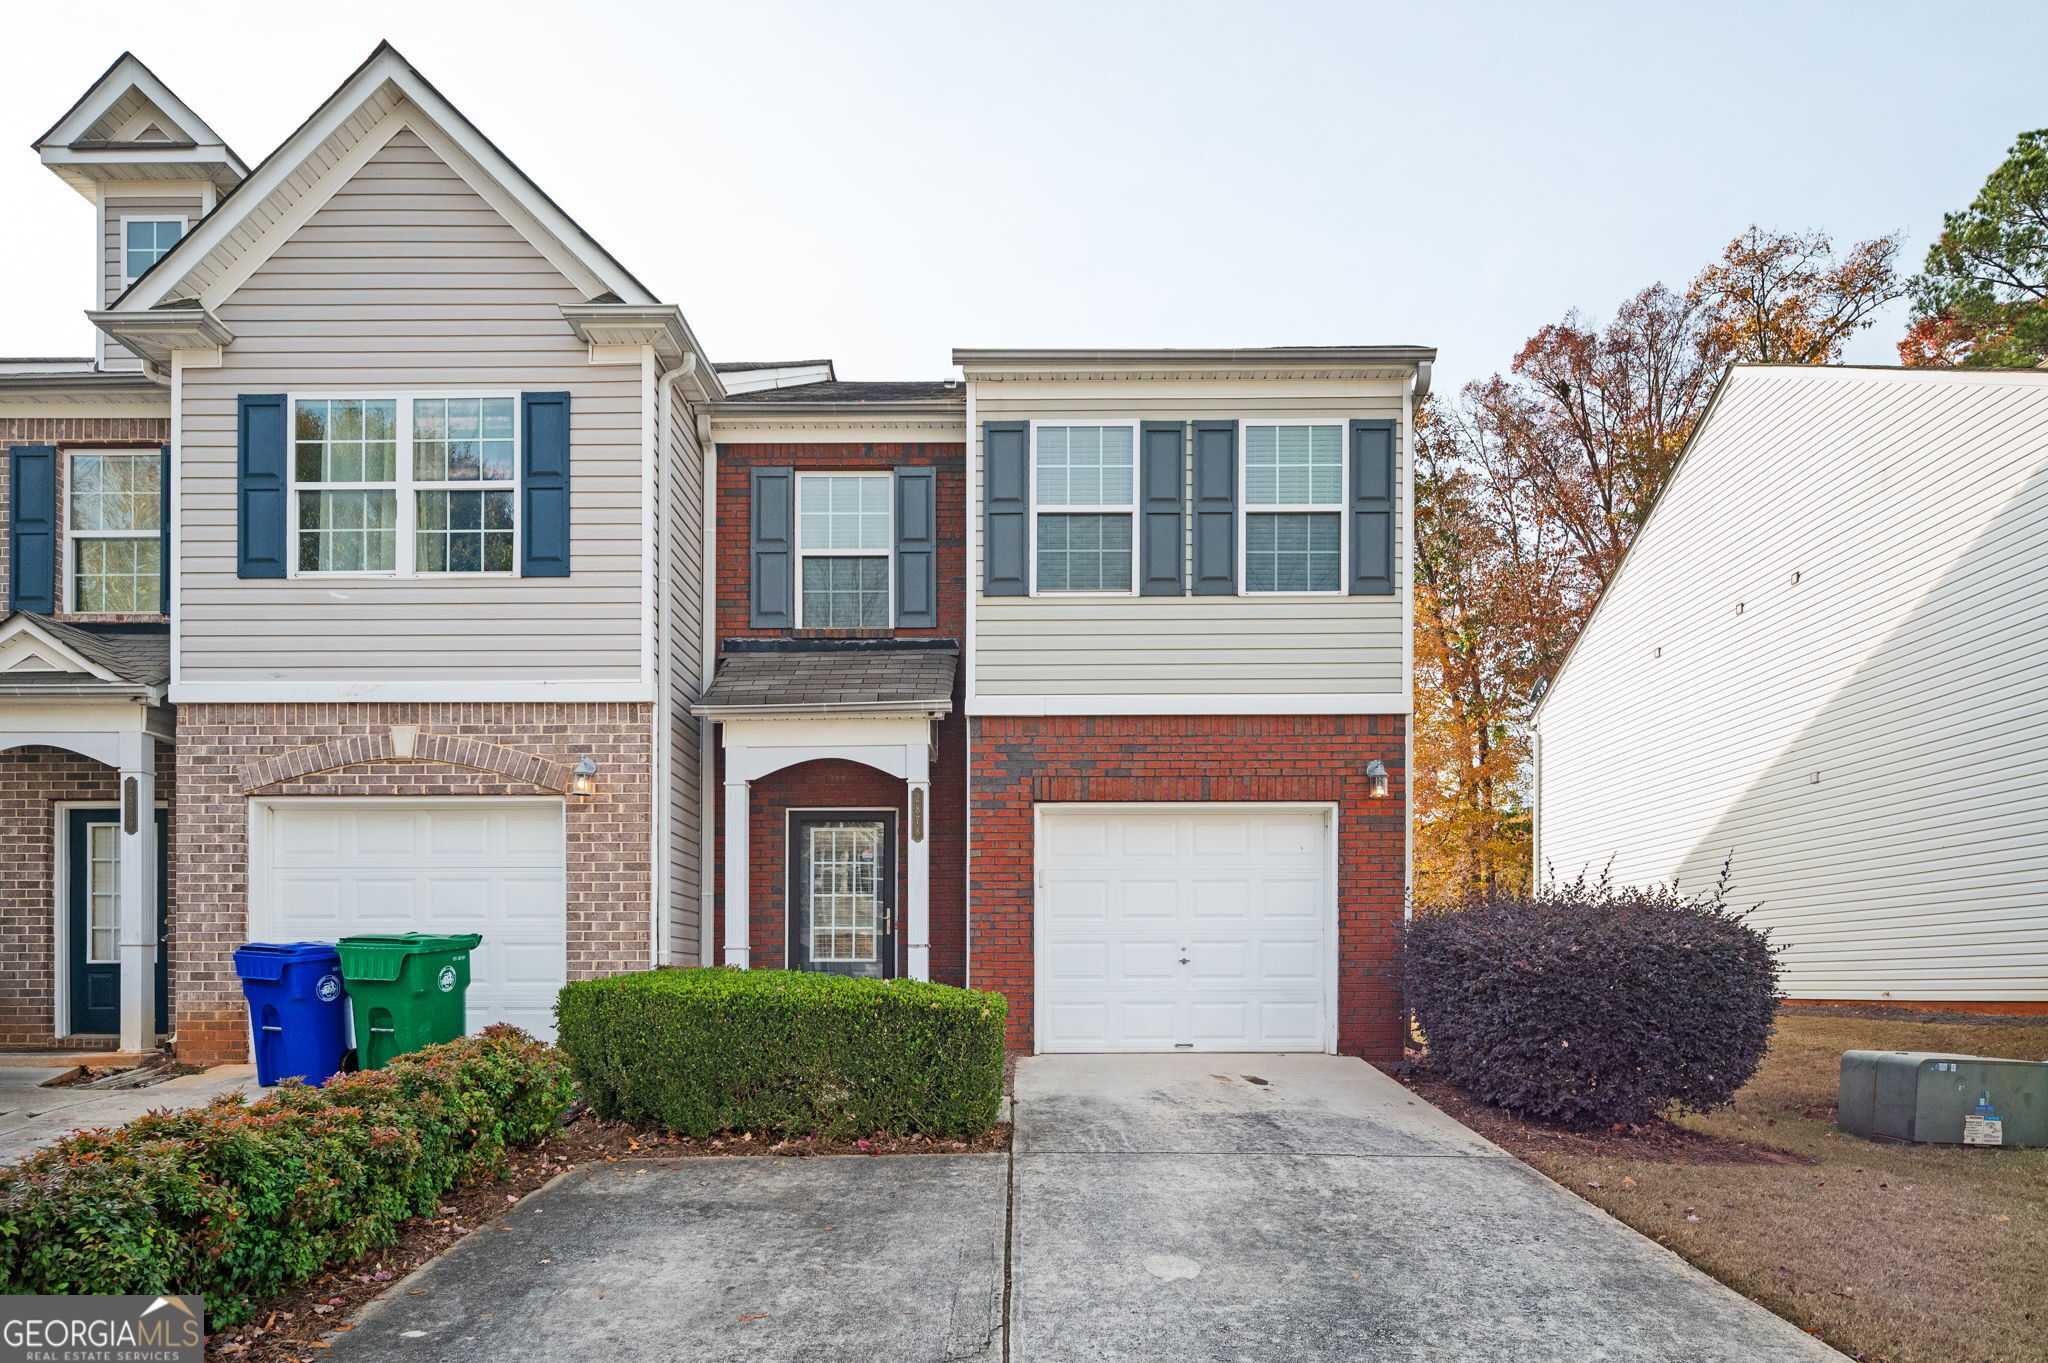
top-left (297, 490), bottom-right (398, 572)
top-left (801, 556), bottom-right (889, 627)
top-left (798, 475), bottom-right (891, 551)
top-left (1245, 425), bottom-right (1343, 506)
top-left (1035, 426), bottom-right (1134, 506)
top-left (68, 453), bottom-right (160, 533)
top-left (808, 824), bottom-right (882, 963)
top-left (124, 220), bottom-right (182, 279)
top-left (1246, 512), bottom-right (1341, 592)
top-left (73, 537), bottom-right (161, 613)
top-left (1036, 513), bottom-right (1132, 592)
top-left (87, 824), bottom-right (120, 965)
top-left (416, 489), bottom-right (515, 574)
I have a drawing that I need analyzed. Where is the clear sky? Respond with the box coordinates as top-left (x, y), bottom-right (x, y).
top-left (3, 0), bottom-right (2043, 393)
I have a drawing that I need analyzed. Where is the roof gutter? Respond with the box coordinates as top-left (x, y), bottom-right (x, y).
top-left (688, 699), bottom-right (953, 719)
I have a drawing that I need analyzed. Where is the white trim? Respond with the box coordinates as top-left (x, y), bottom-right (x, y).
top-left (169, 680), bottom-right (657, 703)
top-left (967, 691), bottom-right (1412, 716)
top-left (62, 448), bottom-right (163, 616)
top-left (284, 391), bottom-right (521, 580)
top-left (1237, 419), bottom-right (1348, 598)
top-left (793, 470), bottom-right (893, 629)
top-left (646, 348), bottom-right (666, 966)
top-left (169, 355), bottom-right (183, 687)
top-left (0, 615), bottom-right (125, 683)
top-left (1400, 375), bottom-right (1416, 911)
top-left (1028, 419), bottom-right (1140, 597)
top-left (963, 385), bottom-right (977, 986)
top-left (116, 214), bottom-right (188, 286)
top-left (52, 799), bottom-right (168, 1041)
top-left (38, 55), bottom-right (243, 167)
top-left (1030, 801), bottom-right (1340, 1055)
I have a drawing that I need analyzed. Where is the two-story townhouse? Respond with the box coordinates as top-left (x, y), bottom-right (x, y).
top-left (1, 45), bottom-right (720, 1061)
top-left (2, 44), bottom-right (1431, 1067)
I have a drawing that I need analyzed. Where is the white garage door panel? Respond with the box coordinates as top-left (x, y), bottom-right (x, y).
top-left (1037, 807), bottom-right (1331, 1053)
top-left (259, 801), bottom-right (568, 1042)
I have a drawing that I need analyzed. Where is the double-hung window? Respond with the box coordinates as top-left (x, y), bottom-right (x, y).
top-left (1243, 423), bottom-right (1344, 593)
top-left (67, 450), bottom-right (160, 613)
top-left (1032, 424), bottom-right (1135, 593)
top-left (292, 395), bottom-right (517, 575)
top-left (796, 473), bottom-right (891, 627)
top-left (122, 218), bottom-right (184, 283)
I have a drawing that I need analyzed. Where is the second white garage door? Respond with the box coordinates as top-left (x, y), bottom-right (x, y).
top-left (253, 799), bottom-right (568, 1041)
top-left (1035, 805), bottom-right (1333, 1053)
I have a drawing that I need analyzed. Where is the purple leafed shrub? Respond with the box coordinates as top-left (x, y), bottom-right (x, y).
top-left (1405, 876), bottom-right (1781, 1128)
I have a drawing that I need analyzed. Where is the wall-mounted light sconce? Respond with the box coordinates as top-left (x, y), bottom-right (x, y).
top-left (571, 756), bottom-right (598, 797)
top-left (1365, 759), bottom-right (1391, 799)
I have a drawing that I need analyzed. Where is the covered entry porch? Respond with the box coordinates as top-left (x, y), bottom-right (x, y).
top-left (694, 643), bottom-right (956, 982)
top-left (0, 614), bottom-right (173, 1058)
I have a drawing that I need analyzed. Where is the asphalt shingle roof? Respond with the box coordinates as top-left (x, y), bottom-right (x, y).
top-left (4, 615), bottom-right (169, 686)
top-left (718, 380), bottom-right (962, 404)
top-left (696, 647), bottom-right (958, 713)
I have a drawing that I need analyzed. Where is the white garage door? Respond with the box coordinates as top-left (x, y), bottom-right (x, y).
top-left (1036, 806), bottom-right (1332, 1053)
top-left (255, 799), bottom-right (567, 1041)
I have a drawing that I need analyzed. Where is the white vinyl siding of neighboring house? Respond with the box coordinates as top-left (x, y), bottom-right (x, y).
top-left (1534, 365), bottom-right (2048, 1003)
top-left (175, 127), bottom-right (648, 687)
top-left (971, 377), bottom-right (1406, 699)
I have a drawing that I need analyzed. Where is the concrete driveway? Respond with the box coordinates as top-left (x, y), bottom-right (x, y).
top-left (333, 1055), bottom-right (1843, 1363)
top-left (0, 1063), bottom-right (265, 1165)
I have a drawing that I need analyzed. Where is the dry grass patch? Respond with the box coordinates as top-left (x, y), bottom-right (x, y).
top-left (1405, 1012), bottom-right (2048, 1363)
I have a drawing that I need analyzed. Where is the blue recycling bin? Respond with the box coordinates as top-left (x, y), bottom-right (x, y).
top-left (233, 942), bottom-right (350, 1087)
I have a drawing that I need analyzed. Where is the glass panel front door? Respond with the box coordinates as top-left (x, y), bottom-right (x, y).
top-left (66, 808), bottom-right (168, 1037)
top-left (789, 813), bottom-right (896, 978)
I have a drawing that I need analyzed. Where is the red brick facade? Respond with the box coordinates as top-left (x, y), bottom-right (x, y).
top-left (171, 702), bottom-right (654, 1064)
top-left (968, 714), bottom-right (1408, 1060)
top-left (708, 442), bottom-right (970, 984)
top-left (0, 743), bottom-right (176, 1044)
top-left (1, 415), bottom-right (172, 624)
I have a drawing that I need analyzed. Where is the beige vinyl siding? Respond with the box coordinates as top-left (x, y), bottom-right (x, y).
top-left (1535, 365), bottom-right (2048, 1002)
top-left (972, 378), bottom-right (1406, 697)
top-left (663, 394), bottom-right (706, 961)
top-left (177, 128), bottom-right (646, 685)
top-left (100, 191), bottom-right (204, 366)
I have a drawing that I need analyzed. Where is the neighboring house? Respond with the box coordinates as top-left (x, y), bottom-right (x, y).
top-left (1, 45), bottom-right (1426, 1064)
top-left (1534, 363), bottom-right (2048, 1013)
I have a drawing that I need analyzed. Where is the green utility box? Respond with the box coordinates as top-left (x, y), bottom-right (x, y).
top-left (1838, 1050), bottom-right (2048, 1148)
top-left (336, 932), bottom-right (482, 1070)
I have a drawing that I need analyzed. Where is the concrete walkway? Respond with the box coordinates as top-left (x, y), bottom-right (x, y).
top-left (0, 1063), bottom-right (267, 1165)
top-left (330, 1055), bottom-right (1845, 1363)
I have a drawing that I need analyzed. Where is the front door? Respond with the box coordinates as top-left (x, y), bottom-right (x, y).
top-left (67, 807), bottom-right (169, 1037)
top-left (788, 811), bottom-right (897, 978)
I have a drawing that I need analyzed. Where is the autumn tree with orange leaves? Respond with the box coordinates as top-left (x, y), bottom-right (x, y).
top-left (1411, 228), bottom-right (1904, 906)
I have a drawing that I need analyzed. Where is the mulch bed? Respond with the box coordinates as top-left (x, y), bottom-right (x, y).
top-left (1779, 1003), bottom-right (2048, 1028)
top-left (206, 1112), bottom-right (1012, 1362)
top-left (1391, 1067), bottom-right (1810, 1167)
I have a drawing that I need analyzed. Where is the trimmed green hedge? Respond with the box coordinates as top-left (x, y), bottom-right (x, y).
top-left (0, 1026), bottom-right (572, 1326)
top-left (557, 968), bottom-right (1006, 1138)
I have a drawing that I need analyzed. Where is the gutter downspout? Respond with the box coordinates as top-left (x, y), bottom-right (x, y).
top-left (696, 408), bottom-right (719, 966)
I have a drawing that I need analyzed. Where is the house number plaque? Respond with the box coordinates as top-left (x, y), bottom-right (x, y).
top-left (910, 787), bottom-right (925, 843)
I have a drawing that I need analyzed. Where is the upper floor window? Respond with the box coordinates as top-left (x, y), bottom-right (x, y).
top-left (1033, 424), bottom-right (1134, 593)
top-left (67, 451), bottom-right (160, 613)
top-left (1243, 423), bottom-right (1343, 593)
top-left (122, 218), bottom-right (183, 283)
top-left (797, 473), bottom-right (890, 627)
top-left (292, 395), bottom-right (517, 576)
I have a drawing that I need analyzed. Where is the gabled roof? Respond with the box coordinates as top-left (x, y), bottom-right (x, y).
top-left (35, 52), bottom-right (246, 199)
top-left (0, 615), bottom-right (169, 695)
top-left (109, 41), bottom-right (662, 314)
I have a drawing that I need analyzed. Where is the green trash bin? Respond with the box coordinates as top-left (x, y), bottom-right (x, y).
top-left (336, 932), bottom-right (482, 1069)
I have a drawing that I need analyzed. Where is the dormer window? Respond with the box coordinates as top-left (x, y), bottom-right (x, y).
top-left (122, 218), bottom-right (184, 283)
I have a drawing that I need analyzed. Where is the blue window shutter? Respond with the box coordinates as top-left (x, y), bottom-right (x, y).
top-left (982, 421), bottom-right (1029, 596)
top-left (749, 466), bottom-right (794, 628)
top-left (7, 445), bottom-right (57, 613)
top-left (1191, 420), bottom-right (1238, 595)
top-left (520, 391), bottom-right (572, 577)
top-left (1350, 419), bottom-right (1396, 595)
top-left (1139, 421), bottom-right (1186, 595)
top-left (236, 394), bottom-right (288, 579)
top-left (894, 464), bottom-right (938, 628)
top-left (158, 444), bottom-right (171, 614)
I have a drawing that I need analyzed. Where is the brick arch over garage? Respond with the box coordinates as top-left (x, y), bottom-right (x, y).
top-left (235, 729), bottom-right (572, 795)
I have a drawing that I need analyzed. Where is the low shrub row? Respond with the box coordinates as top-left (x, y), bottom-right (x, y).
top-left (1405, 879), bottom-right (1781, 1128)
top-left (0, 1025), bottom-right (572, 1326)
top-left (558, 968), bottom-right (1006, 1138)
